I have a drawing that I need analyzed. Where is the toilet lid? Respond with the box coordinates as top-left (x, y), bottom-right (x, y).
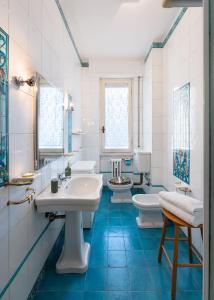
top-left (132, 194), bottom-right (161, 208)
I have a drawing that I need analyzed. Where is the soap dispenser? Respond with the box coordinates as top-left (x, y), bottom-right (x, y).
top-left (65, 162), bottom-right (71, 177)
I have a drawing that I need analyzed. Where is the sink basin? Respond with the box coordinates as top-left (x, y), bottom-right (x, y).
top-left (36, 174), bottom-right (103, 212)
top-left (35, 174), bottom-right (103, 274)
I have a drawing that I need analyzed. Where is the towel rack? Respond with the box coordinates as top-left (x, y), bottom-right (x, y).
top-left (175, 182), bottom-right (191, 195)
top-left (7, 187), bottom-right (36, 206)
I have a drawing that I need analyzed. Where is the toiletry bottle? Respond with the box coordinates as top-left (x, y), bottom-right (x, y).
top-left (51, 178), bottom-right (58, 193)
top-left (65, 162), bottom-right (71, 177)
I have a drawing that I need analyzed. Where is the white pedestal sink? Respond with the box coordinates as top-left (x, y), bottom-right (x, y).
top-left (35, 174), bottom-right (103, 273)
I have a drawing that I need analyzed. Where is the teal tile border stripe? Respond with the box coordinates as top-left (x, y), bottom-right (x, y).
top-left (144, 8), bottom-right (188, 63)
top-left (0, 222), bottom-right (51, 299)
top-left (55, 0), bottom-right (89, 68)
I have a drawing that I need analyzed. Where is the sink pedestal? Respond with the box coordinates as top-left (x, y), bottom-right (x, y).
top-left (56, 211), bottom-right (90, 274)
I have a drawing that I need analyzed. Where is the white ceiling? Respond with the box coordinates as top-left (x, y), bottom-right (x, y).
top-left (60, 0), bottom-right (179, 60)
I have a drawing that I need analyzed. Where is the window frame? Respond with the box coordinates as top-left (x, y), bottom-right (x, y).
top-left (100, 78), bottom-right (133, 154)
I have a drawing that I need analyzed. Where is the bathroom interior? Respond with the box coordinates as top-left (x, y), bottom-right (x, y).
top-left (0, 0), bottom-right (206, 299)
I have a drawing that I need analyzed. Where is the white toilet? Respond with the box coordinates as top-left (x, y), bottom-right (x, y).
top-left (107, 159), bottom-right (133, 203)
top-left (132, 194), bottom-right (163, 228)
top-left (107, 176), bottom-right (133, 203)
top-left (71, 161), bottom-right (96, 228)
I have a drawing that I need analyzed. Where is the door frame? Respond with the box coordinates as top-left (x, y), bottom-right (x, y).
top-left (203, 0), bottom-right (209, 299)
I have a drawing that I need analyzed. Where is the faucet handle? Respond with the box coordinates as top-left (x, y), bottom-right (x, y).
top-left (57, 173), bottom-right (63, 180)
top-left (26, 187), bottom-right (35, 194)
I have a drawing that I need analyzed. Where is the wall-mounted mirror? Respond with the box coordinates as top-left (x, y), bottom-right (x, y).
top-left (35, 75), bottom-right (65, 170)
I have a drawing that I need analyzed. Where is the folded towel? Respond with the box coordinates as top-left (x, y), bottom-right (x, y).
top-left (159, 198), bottom-right (203, 227)
top-left (159, 191), bottom-right (203, 215)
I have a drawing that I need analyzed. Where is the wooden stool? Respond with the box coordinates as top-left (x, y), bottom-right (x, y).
top-left (158, 209), bottom-right (203, 300)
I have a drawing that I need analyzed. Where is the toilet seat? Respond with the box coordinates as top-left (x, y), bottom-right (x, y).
top-left (107, 180), bottom-right (133, 191)
top-left (133, 194), bottom-right (161, 210)
top-left (107, 177), bottom-right (133, 203)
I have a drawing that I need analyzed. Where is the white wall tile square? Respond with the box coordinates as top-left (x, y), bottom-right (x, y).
top-left (162, 8), bottom-right (203, 251)
top-left (0, 0), bottom-right (9, 31)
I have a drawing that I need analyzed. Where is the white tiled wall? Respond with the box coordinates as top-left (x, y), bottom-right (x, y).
top-left (0, 1), bottom-right (82, 299)
top-left (143, 49), bottom-right (163, 185)
top-left (162, 8), bottom-right (204, 252)
top-left (81, 58), bottom-right (144, 179)
top-left (143, 8), bottom-right (203, 252)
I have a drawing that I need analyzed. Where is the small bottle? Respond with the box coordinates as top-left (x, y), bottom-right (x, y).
top-left (65, 162), bottom-right (71, 177)
top-left (51, 178), bottom-right (58, 193)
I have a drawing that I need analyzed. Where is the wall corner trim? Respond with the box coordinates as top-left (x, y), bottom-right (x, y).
top-left (144, 7), bottom-right (188, 63)
top-left (55, 0), bottom-right (89, 68)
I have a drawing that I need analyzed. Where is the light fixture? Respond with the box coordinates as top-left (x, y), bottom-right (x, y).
top-left (67, 101), bottom-right (74, 111)
top-left (13, 76), bottom-right (36, 88)
top-left (66, 94), bottom-right (74, 111)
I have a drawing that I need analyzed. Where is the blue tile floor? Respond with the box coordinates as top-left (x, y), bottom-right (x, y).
top-left (29, 187), bottom-right (202, 300)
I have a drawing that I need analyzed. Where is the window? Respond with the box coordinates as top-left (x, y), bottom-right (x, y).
top-left (100, 79), bottom-right (132, 152)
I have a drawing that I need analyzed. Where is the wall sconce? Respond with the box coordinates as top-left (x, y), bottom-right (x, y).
top-left (13, 76), bottom-right (36, 88)
top-left (67, 94), bottom-right (74, 111)
top-left (67, 101), bottom-right (74, 111)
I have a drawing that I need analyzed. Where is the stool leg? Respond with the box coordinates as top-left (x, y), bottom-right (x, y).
top-left (187, 227), bottom-right (193, 263)
top-left (200, 226), bottom-right (203, 241)
top-left (172, 224), bottom-right (179, 300)
top-left (158, 215), bottom-right (168, 263)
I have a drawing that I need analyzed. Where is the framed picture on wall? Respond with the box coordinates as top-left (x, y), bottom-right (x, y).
top-left (0, 28), bottom-right (9, 187)
top-left (173, 82), bottom-right (190, 184)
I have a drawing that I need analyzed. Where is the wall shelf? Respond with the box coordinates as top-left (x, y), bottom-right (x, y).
top-left (72, 131), bottom-right (85, 135)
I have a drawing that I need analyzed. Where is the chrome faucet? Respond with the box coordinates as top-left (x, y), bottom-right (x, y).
top-left (57, 173), bottom-right (66, 186)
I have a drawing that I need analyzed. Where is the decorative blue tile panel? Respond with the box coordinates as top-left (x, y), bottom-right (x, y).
top-left (0, 27), bottom-right (9, 187)
top-left (173, 83), bottom-right (190, 184)
top-left (173, 149), bottom-right (190, 184)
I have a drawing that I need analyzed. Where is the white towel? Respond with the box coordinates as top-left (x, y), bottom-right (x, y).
top-left (159, 191), bottom-right (203, 215)
top-left (159, 198), bottom-right (203, 227)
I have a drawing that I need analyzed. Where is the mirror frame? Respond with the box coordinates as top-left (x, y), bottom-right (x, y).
top-left (34, 74), bottom-right (65, 170)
